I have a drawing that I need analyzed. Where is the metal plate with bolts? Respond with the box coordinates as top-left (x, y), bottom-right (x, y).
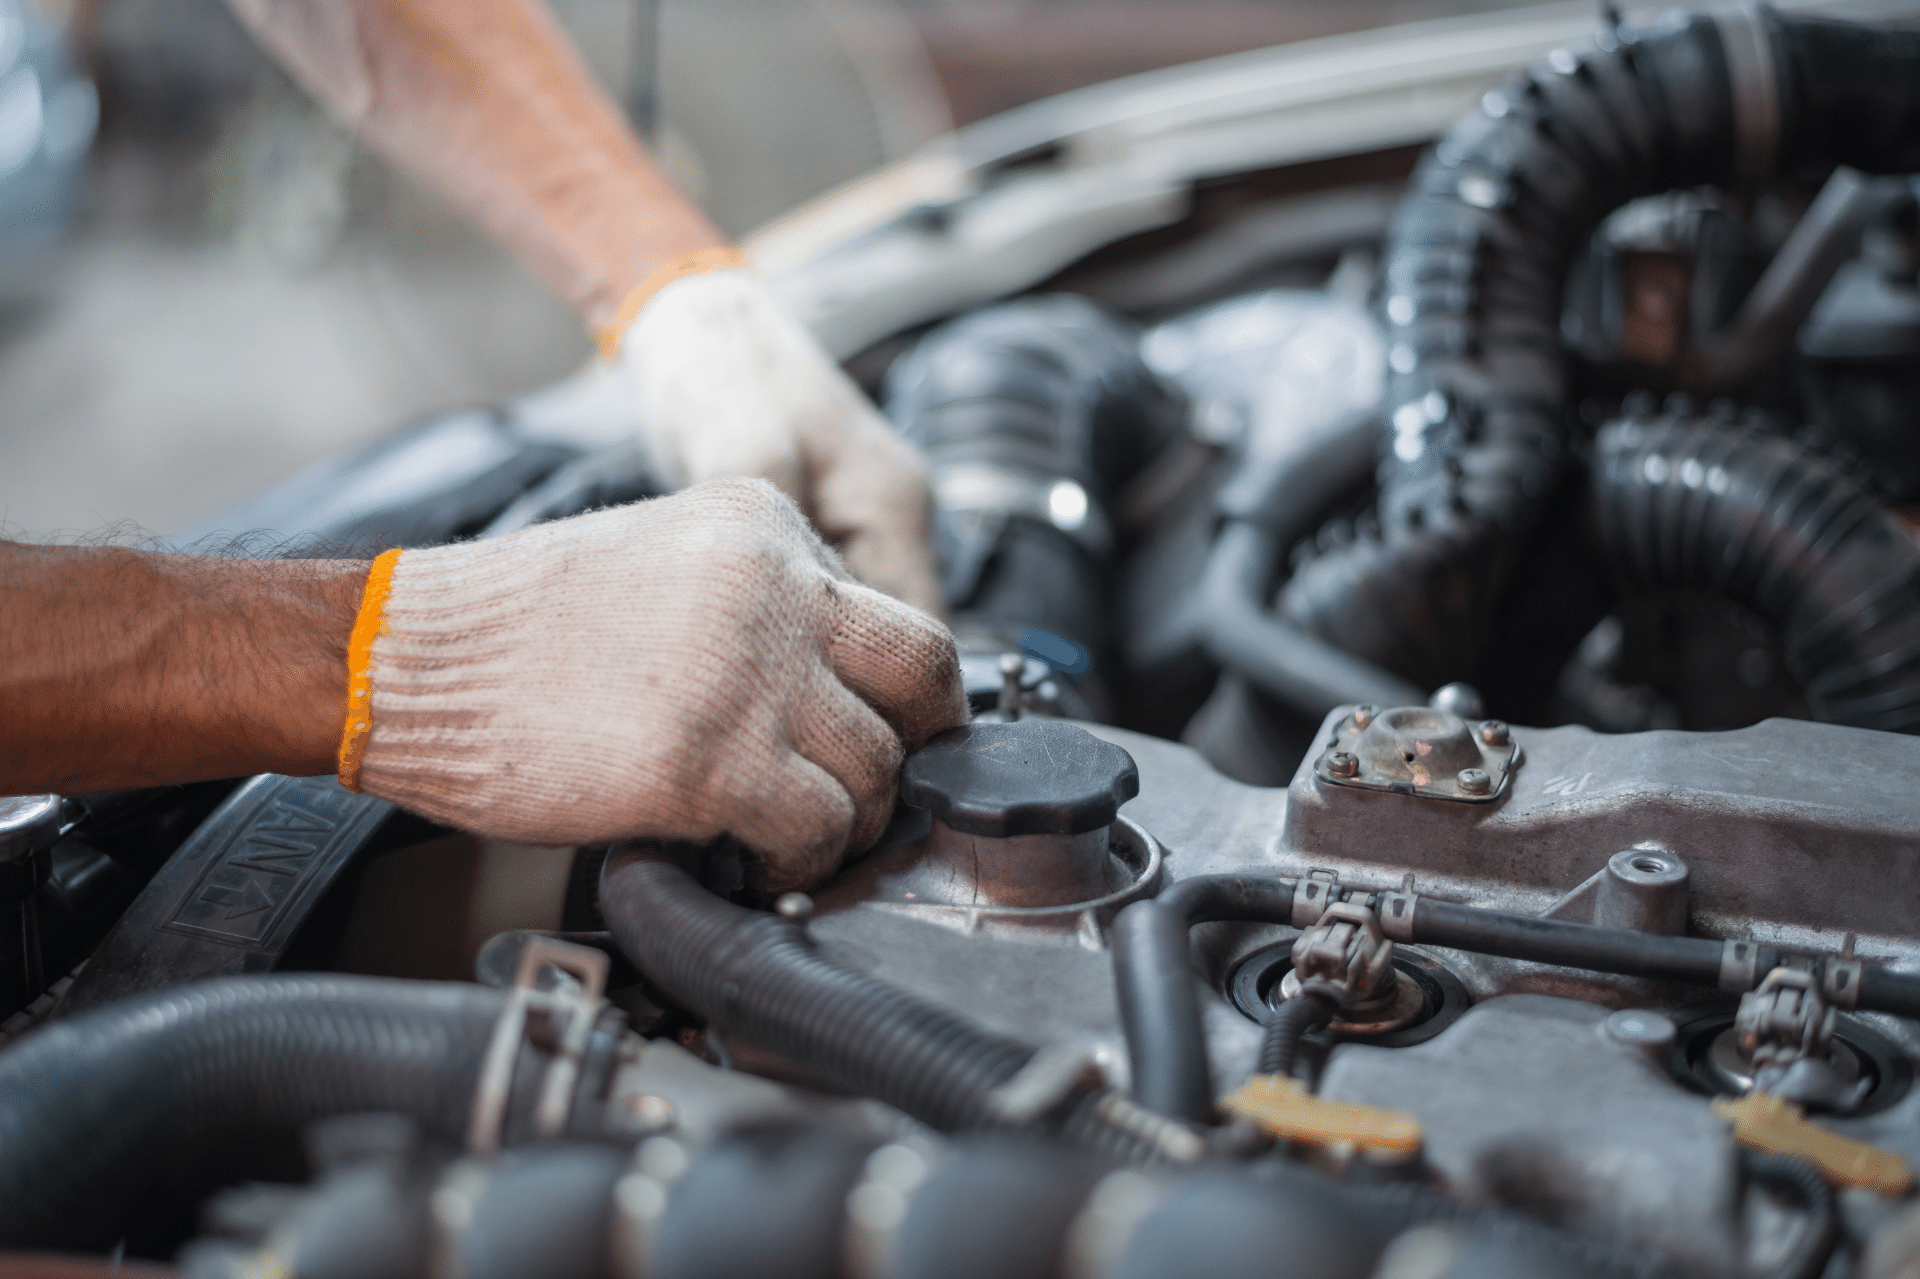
top-left (1312, 704), bottom-right (1522, 803)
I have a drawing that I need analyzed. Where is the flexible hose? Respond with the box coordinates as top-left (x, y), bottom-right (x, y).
top-left (885, 294), bottom-right (1185, 661)
top-left (1590, 410), bottom-right (1920, 733)
top-left (0, 975), bottom-right (509, 1250)
top-left (1256, 993), bottom-right (1335, 1080)
top-left (190, 1130), bottom-right (1673, 1279)
top-left (1742, 1152), bottom-right (1839, 1279)
top-left (1110, 875), bottom-right (1299, 1122)
top-left (600, 848), bottom-right (1183, 1161)
top-left (1277, 10), bottom-right (1920, 690)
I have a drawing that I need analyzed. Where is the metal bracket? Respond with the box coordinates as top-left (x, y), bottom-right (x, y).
top-left (467, 936), bottom-right (610, 1154)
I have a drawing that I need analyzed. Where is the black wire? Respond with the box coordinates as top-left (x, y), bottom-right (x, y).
top-left (1742, 1151), bottom-right (1840, 1279)
top-left (1255, 993), bottom-right (1335, 1080)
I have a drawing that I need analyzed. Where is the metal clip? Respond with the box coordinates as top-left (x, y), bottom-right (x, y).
top-left (467, 936), bottom-right (610, 1153)
top-left (1291, 870), bottom-right (1341, 929)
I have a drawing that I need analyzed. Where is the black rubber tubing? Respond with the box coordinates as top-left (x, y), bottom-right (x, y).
top-left (0, 974), bottom-right (509, 1251)
top-left (1256, 993), bottom-right (1335, 1080)
top-left (1742, 1153), bottom-right (1840, 1279)
top-left (1277, 10), bottom-right (1920, 692)
top-left (600, 847), bottom-right (1177, 1160)
top-left (1591, 411), bottom-right (1920, 733)
top-left (1200, 407), bottom-right (1428, 717)
top-left (1110, 875), bottom-right (1298, 1123)
top-left (1409, 898), bottom-right (1736, 985)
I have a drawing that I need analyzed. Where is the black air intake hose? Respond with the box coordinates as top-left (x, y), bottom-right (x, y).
top-left (1591, 411), bottom-right (1920, 732)
top-left (0, 976), bottom-right (511, 1250)
top-left (600, 848), bottom-right (1191, 1163)
top-left (886, 295), bottom-right (1185, 658)
top-left (1279, 10), bottom-right (1920, 691)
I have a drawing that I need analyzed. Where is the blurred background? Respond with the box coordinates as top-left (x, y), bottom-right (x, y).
top-left (0, 0), bottom-right (1544, 540)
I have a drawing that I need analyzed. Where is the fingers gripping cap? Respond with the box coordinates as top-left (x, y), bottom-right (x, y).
top-left (900, 719), bottom-right (1139, 838)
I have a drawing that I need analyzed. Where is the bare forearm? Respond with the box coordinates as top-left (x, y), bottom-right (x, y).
top-left (0, 545), bottom-right (364, 793)
top-left (226, 0), bottom-right (726, 327)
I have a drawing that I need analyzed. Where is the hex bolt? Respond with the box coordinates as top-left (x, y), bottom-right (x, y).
top-left (1328, 752), bottom-right (1360, 778)
top-left (1480, 720), bottom-right (1510, 747)
top-left (1352, 705), bottom-right (1377, 730)
top-left (776, 892), bottom-right (814, 924)
top-left (1457, 768), bottom-right (1491, 795)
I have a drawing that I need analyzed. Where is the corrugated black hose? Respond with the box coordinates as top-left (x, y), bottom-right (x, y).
top-left (1742, 1152), bottom-right (1839, 1279)
top-left (1255, 993), bottom-right (1335, 1080)
top-left (0, 976), bottom-right (513, 1250)
top-left (884, 294), bottom-right (1185, 681)
top-left (1591, 410), bottom-right (1920, 732)
top-left (599, 846), bottom-right (1188, 1162)
top-left (1277, 9), bottom-right (1920, 691)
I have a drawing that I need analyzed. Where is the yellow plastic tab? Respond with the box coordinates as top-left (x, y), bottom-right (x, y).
top-left (1713, 1091), bottom-right (1915, 1196)
top-left (1220, 1075), bottom-right (1423, 1159)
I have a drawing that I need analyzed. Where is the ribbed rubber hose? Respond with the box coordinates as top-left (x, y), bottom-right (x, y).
top-left (1277, 10), bottom-right (1920, 691)
top-left (885, 294), bottom-right (1184, 652)
top-left (1256, 994), bottom-right (1334, 1080)
top-left (1742, 1153), bottom-right (1839, 1279)
top-left (600, 849), bottom-right (1184, 1161)
top-left (1591, 411), bottom-right (1920, 732)
top-left (0, 975), bottom-right (508, 1250)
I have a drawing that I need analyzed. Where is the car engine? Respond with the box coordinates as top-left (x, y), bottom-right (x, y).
top-left (6, 5), bottom-right (1920, 1278)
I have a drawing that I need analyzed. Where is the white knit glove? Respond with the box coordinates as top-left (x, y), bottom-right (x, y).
top-left (610, 268), bottom-right (945, 616)
top-left (352, 479), bottom-right (967, 891)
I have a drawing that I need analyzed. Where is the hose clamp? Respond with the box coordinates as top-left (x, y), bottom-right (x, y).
top-left (933, 461), bottom-right (1113, 558)
top-left (466, 936), bottom-right (610, 1153)
top-left (1712, 3), bottom-right (1780, 183)
top-left (1291, 870), bottom-right (1341, 929)
top-left (1719, 938), bottom-right (1764, 993)
top-left (1375, 890), bottom-right (1419, 943)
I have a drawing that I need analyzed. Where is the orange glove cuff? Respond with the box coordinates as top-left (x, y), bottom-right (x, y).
top-left (595, 245), bottom-right (750, 360)
top-left (338, 547), bottom-right (404, 793)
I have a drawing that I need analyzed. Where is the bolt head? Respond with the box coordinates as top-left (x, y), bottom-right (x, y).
top-left (1456, 767), bottom-right (1491, 795)
top-left (1352, 705), bottom-right (1377, 729)
top-left (1480, 720), bottom-right (1510, 746)
top-left (1328, 752), bottom-right (1360, 778)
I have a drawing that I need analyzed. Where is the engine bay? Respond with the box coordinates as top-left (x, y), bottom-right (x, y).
top-left (6, 4), bottom-right (1920, 1276)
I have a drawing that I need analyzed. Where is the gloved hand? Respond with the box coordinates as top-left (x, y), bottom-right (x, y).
top-left (343, 478), bottom-right (968, 891)
top-left (608, 267), bottom-right (946, 616)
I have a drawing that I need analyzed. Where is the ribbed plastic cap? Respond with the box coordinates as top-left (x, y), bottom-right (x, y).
top-left (900, 720), bottom-right (1139, 838)
top-left (0, 795), bottom-right (61, 863)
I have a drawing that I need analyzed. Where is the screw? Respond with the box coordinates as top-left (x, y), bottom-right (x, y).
top-left (1328, 752), bottom-right (1360, 778)
top-left (1480, 720), bottom-right (1510, 746)
top-left (776, 892), bottom-right (814, 923)
top-left (1352, 705), bottom-right (1377, 730)
top-left (999, 652), bottom-right (1024, 723)
top-left (1457, 768), bottom-right (1491, 795)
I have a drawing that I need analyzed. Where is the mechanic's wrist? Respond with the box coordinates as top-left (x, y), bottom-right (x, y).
top-left (182, 553), bottom-right (368, 783)
top-left (595, 244), bottom-right (747, 359)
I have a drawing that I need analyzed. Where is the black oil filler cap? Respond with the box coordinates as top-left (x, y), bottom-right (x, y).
top-left (901, 720), bottom-right (1139, 838)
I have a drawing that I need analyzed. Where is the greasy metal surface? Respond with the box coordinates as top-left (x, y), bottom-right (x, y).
top-left (797, 711), bottom-right (1920, 1276)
